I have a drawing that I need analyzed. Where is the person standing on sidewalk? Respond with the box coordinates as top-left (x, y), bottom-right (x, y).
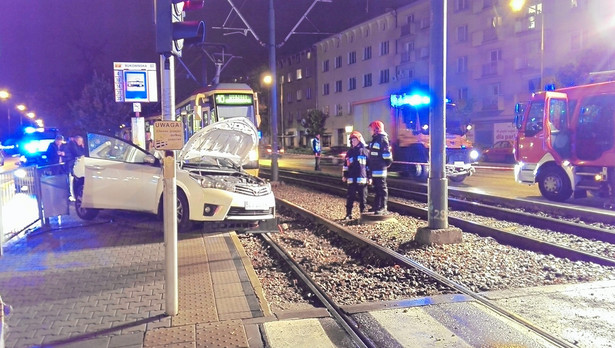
top-left (367, 121), bottom-right (393, 214)
top-left (311, 133), bottom-right (322, 171)
top-left (342, 131), bottom-right (370, 220)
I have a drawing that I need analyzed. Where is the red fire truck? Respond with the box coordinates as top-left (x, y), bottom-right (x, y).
top-left (514, 81), bottom-right (615, 206)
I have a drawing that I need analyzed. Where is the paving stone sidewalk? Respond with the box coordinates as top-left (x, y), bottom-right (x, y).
top-left (0, 211), bottom-right (171, 348)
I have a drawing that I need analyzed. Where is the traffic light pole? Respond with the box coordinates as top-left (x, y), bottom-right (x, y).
top-left (161, 53), bottom-right (179, 316)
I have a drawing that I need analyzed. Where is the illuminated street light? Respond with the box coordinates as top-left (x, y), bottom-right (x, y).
top-left (262, 74), bottom-right (272, 85)
top-left (0, 90), bottom-right (9, 100)
top-left (35, 119), bottom-right (44, 127)
top-left (26, 112), bottom-right (35, 119)
top-left (510, 0), bottom-right (544, 90)
top-left (16, 104), bottom-right (26, 112)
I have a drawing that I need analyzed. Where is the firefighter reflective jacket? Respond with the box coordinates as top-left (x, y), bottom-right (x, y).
top-left (343, 142), bottom-right (370, 184)
top-left (368, 132), bottom-right (393, 177)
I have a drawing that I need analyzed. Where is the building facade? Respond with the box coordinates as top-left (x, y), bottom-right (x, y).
top-left (278, 0), bottom-right (615, 148)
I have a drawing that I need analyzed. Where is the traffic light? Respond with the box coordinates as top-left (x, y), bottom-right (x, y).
top-left (155, 0), bottom-right (206, 56)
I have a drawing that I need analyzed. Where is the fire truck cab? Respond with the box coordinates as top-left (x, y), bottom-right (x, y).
top-left (514, 81), bottom-right (615, 204)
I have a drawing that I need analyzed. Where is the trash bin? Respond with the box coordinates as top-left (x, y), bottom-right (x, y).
top-left (39, 170), bottom-right (69, 218)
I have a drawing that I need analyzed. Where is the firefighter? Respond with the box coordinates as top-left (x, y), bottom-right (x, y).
top-left (367, 121), bottom-right (393, 214)
top-left (342, 131), bottom-right (370, 220)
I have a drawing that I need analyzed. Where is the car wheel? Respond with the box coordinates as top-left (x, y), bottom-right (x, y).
top-left (177, 190), bottom-right (193, 232)
top-left (538, 166), bottom-right (572, 202)
top-left (448, 175), bottom-right (466, 183)
top-left (74, 179), bottom-right (99, 220)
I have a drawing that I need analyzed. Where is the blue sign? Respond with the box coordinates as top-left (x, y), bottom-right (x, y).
top-left (124, 71), bottom-right (147, 102)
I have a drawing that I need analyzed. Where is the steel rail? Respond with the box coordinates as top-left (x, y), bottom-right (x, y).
top-left (276, 198), bottom-right (577, 348)
top-left (259, 232), bottom-right (376, 348)
top-left (262, 170), bottom-right (615, 267)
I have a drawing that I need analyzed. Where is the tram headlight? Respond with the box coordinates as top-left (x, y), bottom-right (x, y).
top-left (248, 148), bottom-right (258, 161)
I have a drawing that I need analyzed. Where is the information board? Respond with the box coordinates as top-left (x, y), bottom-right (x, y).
top-left (114, 62), bottom-right (158, 103)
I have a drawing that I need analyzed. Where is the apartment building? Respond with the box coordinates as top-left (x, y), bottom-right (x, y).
top-left (278, 0), bottom-right (615, 148)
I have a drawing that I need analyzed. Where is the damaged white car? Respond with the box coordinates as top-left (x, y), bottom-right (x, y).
top-left (73, 118), bottom-right (276, 232)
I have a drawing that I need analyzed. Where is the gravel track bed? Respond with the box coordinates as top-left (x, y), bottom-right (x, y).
top-left (241, 213), bottom-right (453, 308)
top-left (272, 183), bottom-right (615, 293)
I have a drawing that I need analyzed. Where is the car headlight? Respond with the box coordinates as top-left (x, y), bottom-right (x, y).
top-left (469, 149), bottom-right (480, 161)
top-left (192, 175), bottom-right (236, 192)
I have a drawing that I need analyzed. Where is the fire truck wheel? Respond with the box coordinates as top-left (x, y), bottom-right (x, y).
top-left (413, 164), bottom-right (428, 182)
top-left (538, 166), bottom-right (572, 202)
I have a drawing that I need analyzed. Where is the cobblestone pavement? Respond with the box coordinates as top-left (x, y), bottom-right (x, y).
top-left (0, 210), bottom-right (170, 348)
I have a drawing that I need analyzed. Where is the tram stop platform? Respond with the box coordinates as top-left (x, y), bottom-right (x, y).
top-left (0, 208), bottom-right (614, 347)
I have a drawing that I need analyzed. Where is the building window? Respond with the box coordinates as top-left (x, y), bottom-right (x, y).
top-left (335, 80), bottom-right (342, 93)
top-left (363, 46), bottom-right (372, 60)
top-left (457, 56), bottom-right (468, 73)
top-left (296, 89), bottom-right (303, 101)
top-left (336, 104), bottom-right (343, 116)
top-left (489, 83), bottom-right (501, 96)
top-left (335, 56), bottom-right (342, 69)
top-left (337, 128), bottom-right (345, 145)
top-left (380, 41), bottom-right (389, 55)
top-left (458, 87), bottom-right (468, 101)
top-left (296, 69), bottom-right (302, 80)
top-left (407, 14), bottom-right (414, 23)
top-left (490, 49), bottom-right (502, 62)
top-left (379, 69), bottom-right (390, 84)
top-left (455, 0), bottom-right (468, 11)
top-left (305, 67), bottom-right (311, 78)
top-left (307, 51), bottom-right (312, 59)
top-left (322, 59), bottom-right (329, 72)
top-left (363, 73), bottom-right (372, 87)
top-left (348, 51), bottom-right (357, 64)
top-left (323, 83), bottom-right (330, 95)
top-left (364, 27), bottom-right (369, 37)
top-left (287, 73), bottom-right (292, 83)
top-left (348, 77), bottom-right (356, 91)
top-left (306, 87), bottom-right (312, 100)
top-left (457, 25), bottom-right (468, 42)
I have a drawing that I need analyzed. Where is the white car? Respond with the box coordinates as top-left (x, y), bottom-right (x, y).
top-left (73, 118), bottom-right (276, 232)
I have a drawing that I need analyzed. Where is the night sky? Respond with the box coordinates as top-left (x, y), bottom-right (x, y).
top-left (0, 0), bottom-right (412, 132)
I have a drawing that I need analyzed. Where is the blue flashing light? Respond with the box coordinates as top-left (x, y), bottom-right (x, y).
top-left (24, 127), bottom-right (37, 134)
top-left (544, 84), bottom-right (556, 91)
top-left (390, 93), bottom-right (431, 108)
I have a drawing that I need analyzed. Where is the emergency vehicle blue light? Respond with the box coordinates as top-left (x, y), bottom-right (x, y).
top-left (545, 84), bottom-right (556, 91)
top-left (24, 127), bottom-right (37, 134)
top-left (390, 93), bottom-right (431, 107)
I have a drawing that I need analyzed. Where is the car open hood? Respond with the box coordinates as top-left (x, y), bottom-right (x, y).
top-left (178, 117), bottom-right (258, 166)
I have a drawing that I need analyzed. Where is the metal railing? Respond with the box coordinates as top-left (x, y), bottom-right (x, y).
top-left (0, 164), bottom-right (69, 254)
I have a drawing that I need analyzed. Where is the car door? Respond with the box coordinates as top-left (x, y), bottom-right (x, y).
top-left (82, 133), bottom-right (161, 213)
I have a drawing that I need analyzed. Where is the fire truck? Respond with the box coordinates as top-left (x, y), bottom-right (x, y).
top-left (514, 81), bottom-right (615, 206)
top-left (390, 90), bottom-right (479, 183)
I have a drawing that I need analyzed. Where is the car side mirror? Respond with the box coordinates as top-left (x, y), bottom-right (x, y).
top-left (144, 154), bottom-right (157, 165)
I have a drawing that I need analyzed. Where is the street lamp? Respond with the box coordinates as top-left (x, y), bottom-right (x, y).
top-left (262, 73), bottom-right (285, 147)
top-left (510, 0), bottom-right (544, 90)
top-left (0, 90), bottom-right (10, 136)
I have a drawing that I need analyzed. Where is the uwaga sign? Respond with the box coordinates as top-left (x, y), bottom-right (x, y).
top-left (154, 121), bottom-right (184, 150)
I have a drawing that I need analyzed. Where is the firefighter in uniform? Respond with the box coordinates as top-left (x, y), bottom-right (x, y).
top-left (367, 121), bottom-right (393, 214)
top-left (342, 131), bottom-right (370, 220)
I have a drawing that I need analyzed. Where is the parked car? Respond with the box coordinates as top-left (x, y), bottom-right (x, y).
top-left (324, 146), bottom-right (349, 165)
top-left (73, 118), bottom-right (276, 232)
top-left (480, 140), bottom-right (515, 163)
top-left (262, 144), bottom-right (284, 158)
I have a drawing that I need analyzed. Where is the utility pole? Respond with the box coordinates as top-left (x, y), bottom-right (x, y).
top-left (268, 0), bottom-right (279, 182)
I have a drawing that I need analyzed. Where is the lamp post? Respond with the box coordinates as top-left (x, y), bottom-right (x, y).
top-left (0, 90), bottom-right (10, 136)
top-left (510, 0), bottom-right (544, 90)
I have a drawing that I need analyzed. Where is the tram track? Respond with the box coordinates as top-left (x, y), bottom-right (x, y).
top-left (245, 200), bottom-right (579, 347)
top-left (260, 168), bottom-right (615, 267)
